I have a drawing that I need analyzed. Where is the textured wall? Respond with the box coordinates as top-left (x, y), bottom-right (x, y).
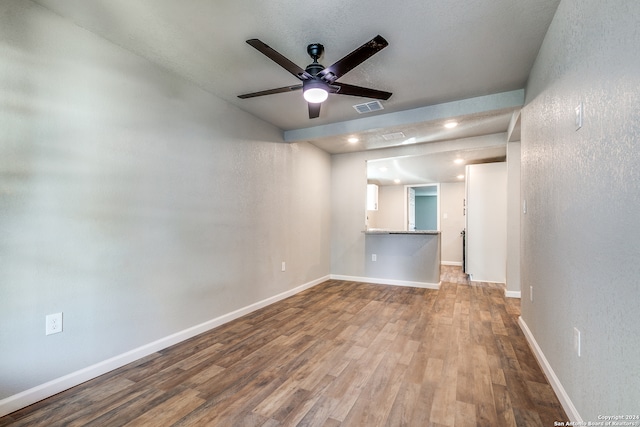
top-left (521, 0), bottom-right (640, 419)
top-left (0, 1), bottom-right (330, 400)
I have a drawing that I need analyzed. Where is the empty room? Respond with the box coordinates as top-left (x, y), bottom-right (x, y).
top-left (1, 0), bottom-right (638, 425)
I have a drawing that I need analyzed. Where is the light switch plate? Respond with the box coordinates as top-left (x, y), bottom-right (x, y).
top-left (575, 102), bottom-right (583, 130)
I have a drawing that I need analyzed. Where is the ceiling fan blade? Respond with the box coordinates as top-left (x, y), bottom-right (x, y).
top-left (238, 84), bottom-right (302, 99)
top-left (246, 39), bottom-right (313, 80)
top-left (308, 102), bottom-right (321, 119)
top-left (334, 82), bottom-right (392, 100)
top-left (317, 35), bottom-right (388, 83)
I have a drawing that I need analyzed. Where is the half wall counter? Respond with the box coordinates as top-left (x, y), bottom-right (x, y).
top-left (362, 229), bottom-right (441, 288)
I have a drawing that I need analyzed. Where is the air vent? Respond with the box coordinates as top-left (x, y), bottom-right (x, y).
top-left (353, 100), bottom-right (384, 114)
top-left (382, 132), bottom-right (405, 141)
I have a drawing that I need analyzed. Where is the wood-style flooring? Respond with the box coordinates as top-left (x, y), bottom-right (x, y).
top-left (1, 266), bottom-right (566, 426)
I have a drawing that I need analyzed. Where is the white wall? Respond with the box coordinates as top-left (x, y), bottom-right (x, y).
top-left (0, 0), bottom-right (330, 408)
top-left (465, 163), bottom-right (507, 283)
top-left (440, 182), bottom-right (465, 265)
top-left (521, 0), bottom-right (640, 420)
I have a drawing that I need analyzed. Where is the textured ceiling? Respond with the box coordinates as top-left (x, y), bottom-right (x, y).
top-left (32, 0), bottom-right (560, 153)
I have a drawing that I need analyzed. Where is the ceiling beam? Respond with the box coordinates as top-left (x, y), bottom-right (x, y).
top-left (284, 89), bottom-right (524, 142)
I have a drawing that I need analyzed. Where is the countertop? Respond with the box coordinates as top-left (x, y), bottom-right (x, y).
top-left (363, 229), bottom-right (440, 235)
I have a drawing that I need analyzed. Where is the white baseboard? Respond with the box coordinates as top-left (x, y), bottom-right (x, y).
top-left (505, 290), bottom-right (521, 299)
top-left (330, 274), bottom-right (440, 290)
top-left (518, 316), bottom-right (582, 422)
top-left (441, 261), bottom-right (463, 266)
top-left (470, 279), bottom-right (506, 285)
top-left (0, 275), bottom-right (330, 418)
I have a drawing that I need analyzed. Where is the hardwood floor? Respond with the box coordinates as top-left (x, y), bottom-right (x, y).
top-left (1, 267), bottom-right (566, 426)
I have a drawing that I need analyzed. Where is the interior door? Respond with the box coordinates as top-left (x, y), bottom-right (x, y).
top-left (407, 187), bottom-right (416, 231)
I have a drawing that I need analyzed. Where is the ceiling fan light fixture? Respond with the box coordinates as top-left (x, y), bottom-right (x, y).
top-left (239, 36), bottom-right (392, 119)
top-left (303, 80), bottom-right (329, 103)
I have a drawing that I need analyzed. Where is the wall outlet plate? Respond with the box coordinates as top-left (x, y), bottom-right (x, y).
top-left (46, 312), bottom-right (63, 335)
top-left (573, 327), bottom-right (581, 357)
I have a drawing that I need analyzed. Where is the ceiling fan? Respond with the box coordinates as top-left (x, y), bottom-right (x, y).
top-left (238, 35), bottom-right (392, 119)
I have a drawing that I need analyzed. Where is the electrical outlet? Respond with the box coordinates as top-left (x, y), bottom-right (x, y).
top-left (46, 312), bottom-right (63, 335)
top-left (372, 254), bottom-right (377, 262)
top-left (530, 286), bottom-right (533, 302)
top-left (281, 261), bottom-right (286, 272)
top-left (573, 327), bottom-right (581, 357)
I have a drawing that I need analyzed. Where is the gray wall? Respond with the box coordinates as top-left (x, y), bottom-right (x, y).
top-left (521, 0), bottom-right (640, 419)
top-left (0, 1), bottom-right (330, 400)
top-left (365, 234), bottom-right (440, 284)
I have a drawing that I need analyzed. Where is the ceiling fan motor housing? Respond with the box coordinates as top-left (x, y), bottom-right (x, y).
top-left (305, 63), bottom-right (324, 77)
top-left (306, 43), bottom-right (324, 61)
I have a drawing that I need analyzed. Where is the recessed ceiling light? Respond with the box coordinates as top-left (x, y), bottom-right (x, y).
top-left (444, 121), bottom-right (458, 129)
top-left (348, 137), bottom-right (359, 143)
top-left (457, 174), bottom-right (465, 180)
top-left (454, 158), bottom-right (464, 164)
top-left (394, 178), bottom-right (401, 184)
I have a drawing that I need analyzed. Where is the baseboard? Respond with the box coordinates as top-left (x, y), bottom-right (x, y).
top-left (441, 261), bottom-right (463, 266)
top-left (470, 279), bottom-right (506, 285)
top-left (0, 275), bottom-right (330, 418)
top-left (505, 290), bottom-right (521, 299)
top-left (330, 274), bottom-right (440, 290)
top-left (518, 316), bottom-right (582, 422)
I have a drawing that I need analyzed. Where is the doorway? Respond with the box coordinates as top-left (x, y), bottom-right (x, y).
top-left (405, 184), bottom-right (439, 231)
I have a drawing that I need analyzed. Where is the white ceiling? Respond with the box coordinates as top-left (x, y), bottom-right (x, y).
top-left (33, 0), bottom-right (560, 154)
top-left (367, 144), bottom-right (507, 186)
